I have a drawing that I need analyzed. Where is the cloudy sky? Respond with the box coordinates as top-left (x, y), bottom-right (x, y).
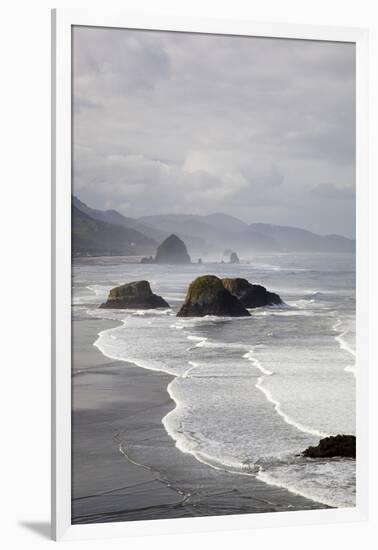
top-left (72, 26), bottom-right (356, 238)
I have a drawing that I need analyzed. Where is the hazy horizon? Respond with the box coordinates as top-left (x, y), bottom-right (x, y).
top-left (74, 193), bottom-right (354, 240)
top-left (73, 27), bottom-right (356, 239)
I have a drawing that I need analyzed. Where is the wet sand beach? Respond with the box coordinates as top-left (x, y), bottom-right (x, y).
top-left (72, 315), bottom-right (327, 524)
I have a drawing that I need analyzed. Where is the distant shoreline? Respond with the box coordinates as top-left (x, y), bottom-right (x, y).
top-left (72, 251), bottom-right (356, 262)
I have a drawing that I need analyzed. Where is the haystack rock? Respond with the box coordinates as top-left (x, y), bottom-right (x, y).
top-left (177, 275), bottom-right (250, 317)
top-left (222, 278), bottom-right (282, 308)
top-left (302, 435), bottom-right (356, 458)
top-left (100, 280), bottom-right (169, 309)
top-left (155, 234), bottom-right (191, 264)
top-left (229, 251), bottom-right (240, 264)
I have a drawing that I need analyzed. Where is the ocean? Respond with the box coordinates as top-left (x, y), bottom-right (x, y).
top-left (72, 252), bottom-right (356, 511)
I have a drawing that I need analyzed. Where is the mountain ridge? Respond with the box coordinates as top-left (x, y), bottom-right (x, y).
top-left (72, 196), bottom-right (355, 256)
top-left (72, 204), bottom-right (157, 256)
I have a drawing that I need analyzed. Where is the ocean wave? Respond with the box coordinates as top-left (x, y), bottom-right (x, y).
top-left (174, 316), bottom-right (238, 327)
top-left (192, 340), bottom-right (250, 351)
top-left (251, 263), bottom-right (307, 273)
top-left (243, 350), bottom-right (273, 376)
top-left (252, 309), bottom-right (314, 317)
top-left (163, 382), bottom-right (355, 509)
top-left (131, 308), bottom-right (173, 316)
top-left (257, 459), bottom-right (355, 508)
top-left (93, 320), bottom-right (178, 376)
top-left (181, 361), bottom-right (200, 378)
top-left (162, 382), bottom-right (260, 477)
top-left (187, 335), bottom-right (205, 342)
top-left (86, 284), bottom-right (110, 296)
top-left (74, 252), bottom-right (356, 512)
top-left (332, 319), bottom-right (356, 377)
top-left (243, 348), bottom-right (331, 438)
top-left (344, 365), bottom-right (357, 375)
top-left (92, 309), bottom-right (354, 511)
top-left (87, 282), bottom-right (355, 510)
top-left (162, 293), bottom-right (186, 301)
top-left (255, 376), bottom-right (331, 438)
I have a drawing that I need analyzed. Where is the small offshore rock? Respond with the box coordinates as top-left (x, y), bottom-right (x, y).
top-left (100, 280), bottom-right (169, 309)
top-left (302, 435), bottom-right (356, 458)
top-left (229, 251), bottom-right (240, 264)
top-left (140, 256), bottom-right (155, 264)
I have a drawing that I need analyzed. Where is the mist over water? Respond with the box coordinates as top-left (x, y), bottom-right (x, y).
top-left (73, 252), bottom-right (356, 509)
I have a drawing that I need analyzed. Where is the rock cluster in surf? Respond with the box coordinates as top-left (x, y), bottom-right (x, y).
top-left (222, 278), bottom-right (282, 308)
top-left (99, 274), bottom-right (283, 317)
top-left (177, 276), bottom-right (283, 317)
top-left (177, 275), bottom-right (251, 318)
top-left (302, 435), bottom-right (356, 458)
top-left (100, 280), bottom-right (169, 310)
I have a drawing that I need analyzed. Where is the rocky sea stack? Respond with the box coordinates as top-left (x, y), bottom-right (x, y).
top-left (302, 435), bottom-right (356, 458)
top-left (177, 275), bottom-right (250, 317)
top-left (155, 234), bottom-right (191, 264)
top-left (100, 280), bottom-right (169, 309)
top-left (222, 278), bottom-right (282, 308)
top-left (229, 252), bottom-right (240, 264)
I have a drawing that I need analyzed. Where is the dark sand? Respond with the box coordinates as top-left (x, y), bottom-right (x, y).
top-left (72, 315), bottom-right (327, 524)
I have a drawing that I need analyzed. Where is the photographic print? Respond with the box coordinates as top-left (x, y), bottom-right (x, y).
top-left (71, 26), bottom-right (356, 525)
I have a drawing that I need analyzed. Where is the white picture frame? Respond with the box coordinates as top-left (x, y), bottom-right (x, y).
top-left (51, 8), bottom-right (369, 541)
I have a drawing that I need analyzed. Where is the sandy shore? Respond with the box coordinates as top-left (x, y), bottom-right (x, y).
top-left (72, 314), bottom-right (327, 524)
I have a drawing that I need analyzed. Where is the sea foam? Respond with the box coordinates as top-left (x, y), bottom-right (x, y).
top-left (75, 254), bottom-right (356, 509)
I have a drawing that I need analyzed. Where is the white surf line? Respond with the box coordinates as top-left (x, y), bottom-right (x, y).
top-left (243, 350), bottom-right (273, 376)
top-left (82, 308), bottom-right (193, 502)
top-left (344, 365), bottom-right (356, 374)
top-left (182, 361), bottom-right (200, 378)
top-left (90, 308), bottom-right (328, 499)
top-left (244, 349), bottom-right (331, 438)
top-left (93, 320), bottom-right (178, 376)
top-left (332, 319), bottom-right (356, 376)
top-left (162, 378), bottom-right (260, 478)
top-left (164, 366), bottom-right (336, 506)
top-left (333, 319), bottom-right (356, 357)
top-left (255, 375), bottom-right (331, 438)
top-left (162, 347), bottom-right (265, 478)
top-left (185, 334), bottom-right (208, 351)
top-left (90, 314), bottom-right (255, 479)
top-left (256, 468), bottom-right (344, 509)
top-left (86, 284), bottom-right (106, 295)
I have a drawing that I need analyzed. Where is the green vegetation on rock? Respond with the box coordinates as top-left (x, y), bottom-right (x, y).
top-left (100, 280), bottom-right (169, 309)
top-left (177, 275), bottom-right (250, 317)
top-left (222, 278), bottom-right (282, 308)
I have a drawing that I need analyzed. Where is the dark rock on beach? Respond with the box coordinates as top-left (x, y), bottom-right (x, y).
top-left (302, 435), bottom-right (356, 458)
top-left (177, 275), bottom-right (250, 317)
top-left (100, 280), bottom-right (170, 309)
top-left (222, 278), bottom-right (282, 308)
top-left (155, 234), bottom-right (191, 264)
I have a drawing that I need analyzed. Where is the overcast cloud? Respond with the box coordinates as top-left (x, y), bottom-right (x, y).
top-left (72, 26), bottom-right (356, 238)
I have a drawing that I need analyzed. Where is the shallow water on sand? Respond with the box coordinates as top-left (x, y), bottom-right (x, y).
top-left (73, 252), bottom-right (355, 509)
